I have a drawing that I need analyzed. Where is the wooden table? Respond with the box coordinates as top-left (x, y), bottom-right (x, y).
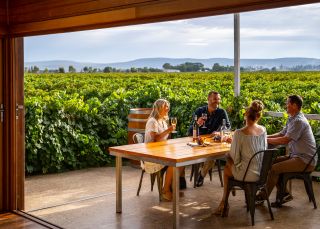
top-left (109, 136), bottom-right (230, 228)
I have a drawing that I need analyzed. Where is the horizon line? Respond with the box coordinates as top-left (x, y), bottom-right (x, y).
top-left (25, 56), bottom-right (320, 63)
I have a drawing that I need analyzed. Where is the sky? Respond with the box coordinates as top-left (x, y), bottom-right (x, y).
top-left (24, 3), bottom-right (320, 63)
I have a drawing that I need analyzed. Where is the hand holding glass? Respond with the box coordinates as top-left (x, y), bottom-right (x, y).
top-left (201, 113), bottom-right (207, 128)
top-left (170, 117), bottom-right (177, 133)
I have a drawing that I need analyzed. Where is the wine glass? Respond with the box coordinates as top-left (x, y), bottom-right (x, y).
top-left (170, 117), bottom-right (177, 134)
top-left (201, 113), bottom-right (207, 128)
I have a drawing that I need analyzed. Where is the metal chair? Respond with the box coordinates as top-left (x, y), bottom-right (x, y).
top-left (132, 132), bottom-right (144, 144)
top-left (275, 146), bottom-right (319, 209)
top-left (133, 133), bottom-right (164, 201)
top-left (222, 149), bottom-right (278, 226)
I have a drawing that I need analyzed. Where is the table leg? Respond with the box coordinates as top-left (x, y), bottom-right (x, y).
top-left (194, 163), bottom-right (199, 188)
top-left (116, 156), bottom-right (122, 213)
top-left (173, 167), bottom-right (180, 229)
top-left (288, 180), bottom-right (292, 195)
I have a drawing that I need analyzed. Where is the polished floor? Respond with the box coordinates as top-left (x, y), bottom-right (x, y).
top-left (23, 166), bottom-right (320, 229)
top-left (0, 212), bottom-right (49, 229)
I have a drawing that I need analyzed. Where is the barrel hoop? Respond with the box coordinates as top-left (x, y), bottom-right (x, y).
top-left (128, 118), bottom-right (148, 122)
top-left (128, 128), bottom-right (146, 133)
top-left (129, 109), bottom-right (152, 114)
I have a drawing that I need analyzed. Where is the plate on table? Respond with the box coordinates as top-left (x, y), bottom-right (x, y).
top-left (187, 142), bottom-right (210, 147)
top-left (187, 142), bottom-right (199, 147)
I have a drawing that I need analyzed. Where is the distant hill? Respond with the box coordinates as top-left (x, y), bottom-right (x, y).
top-left (25, 57), bottom-right (320, 71)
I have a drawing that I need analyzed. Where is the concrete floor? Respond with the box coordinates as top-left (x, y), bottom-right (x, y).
top-left (25, 166), bottom-right (320, 229)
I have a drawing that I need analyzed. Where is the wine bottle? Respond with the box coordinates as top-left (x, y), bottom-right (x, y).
top-left (192, 115), bottom-right (199, 142)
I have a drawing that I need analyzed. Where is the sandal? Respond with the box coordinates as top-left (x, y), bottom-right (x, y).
top-left (161, 190), bottom-right (172, 201)
top-left (213, 202), bottom-right (230, 217)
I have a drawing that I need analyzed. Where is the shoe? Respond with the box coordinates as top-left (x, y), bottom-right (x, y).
top-left (255, 193), bottom-right (265, 205)
top-left (213, 201), bottom-right (230, 217)
top-left (282, 192), bottom-right (293, 203)
top-left (271, 201), bottom-right (282, 208)
top-left (196, 174), bottom-right (204, 187)
top-left (231, 188), bottom-right (236, 196)
top-left (180, 177), bottom-right (187, 190)
top-left (271, 192), bottom-right (293, 208)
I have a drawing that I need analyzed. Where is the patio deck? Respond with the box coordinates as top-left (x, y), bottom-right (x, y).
top-left (24, 166), bottom-right (320, 229)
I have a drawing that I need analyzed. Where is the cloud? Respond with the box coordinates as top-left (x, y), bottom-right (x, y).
top-left (185, 42), bottom-right (209, 46)
top-left (25, 3), bottom-right (320, 62)
top-left (241, 28), bottom-right (304, 39)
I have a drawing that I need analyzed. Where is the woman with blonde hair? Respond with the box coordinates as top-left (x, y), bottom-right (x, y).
top-left (144, 99), bottom-right (183, 201)
top-left (214, 100), bottom-right (267, 216)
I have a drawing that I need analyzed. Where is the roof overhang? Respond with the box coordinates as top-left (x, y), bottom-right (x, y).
top-left (0, 0), bottom-right (319, 37)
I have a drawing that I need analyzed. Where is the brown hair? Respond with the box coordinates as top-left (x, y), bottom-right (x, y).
top-left (208, 91), bottom-right (220, 98)
top-left (246, 100), bottom-right (264, 122)
top-left (288, 95), bottom-right (303, 110)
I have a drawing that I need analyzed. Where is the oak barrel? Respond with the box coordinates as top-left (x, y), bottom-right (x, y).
top-left (128, 108), bottom-right (152, 143)
top-left (128, 108), bottom-right (152, 167)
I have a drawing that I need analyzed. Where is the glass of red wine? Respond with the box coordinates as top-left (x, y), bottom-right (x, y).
top-left (202, 113), bottom-right (207, 128)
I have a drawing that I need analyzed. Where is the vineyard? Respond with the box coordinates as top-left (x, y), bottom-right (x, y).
top-left (25, 72), bottom-right (320, 174)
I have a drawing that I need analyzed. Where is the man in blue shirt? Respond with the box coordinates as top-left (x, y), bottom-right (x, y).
top-left (188, 91), bottom-right (231, 186)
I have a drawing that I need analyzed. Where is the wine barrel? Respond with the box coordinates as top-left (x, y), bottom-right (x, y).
top-left (128, 108), bottom-right (152, 167)
top-left (128, 108), bottom-right (152, 144)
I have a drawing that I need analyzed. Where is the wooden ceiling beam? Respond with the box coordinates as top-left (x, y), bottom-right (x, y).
top-left (9, 0), bottom-right (162, 24)
top-left (6, 0), bottom-right (320, 38)
top-left (10, 8), bottom-right (136, 36)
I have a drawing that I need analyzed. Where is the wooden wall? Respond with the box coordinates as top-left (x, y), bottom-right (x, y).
top-left (0, 0), bottom-right (8, 35)
top-left (0, 37), bottom-right (24, 212)
top-left (7, 0), bottom-right (320, 36)
top-left (0, 38), bottom-right (3, 212)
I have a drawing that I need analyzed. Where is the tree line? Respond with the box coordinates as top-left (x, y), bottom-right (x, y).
top-left (25, 62), bottom-right (320, 74)
top-left (25, 65), bottom-right (163, 73)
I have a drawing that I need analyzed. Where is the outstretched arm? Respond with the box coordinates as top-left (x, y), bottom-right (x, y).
top-left (267, 135), bottom-right (291, 145)
top-left (267, 132), bottom-right (284, 138)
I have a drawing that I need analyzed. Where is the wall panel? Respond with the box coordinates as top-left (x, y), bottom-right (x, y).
top-left (0, 0), bottom-right (8, 35)
top-left (0, 37), bottom-right (3, 212)
top-left (0, 37), bottom-right (24, 211)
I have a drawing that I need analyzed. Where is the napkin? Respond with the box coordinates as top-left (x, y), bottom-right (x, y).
top-left (187, 142), bottom-right (199, 147)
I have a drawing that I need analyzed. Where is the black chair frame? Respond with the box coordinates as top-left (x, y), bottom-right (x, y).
top-left (275, 146), bottom-right (319, 209)
top-left (133, 133), bottom-right (165, 201)
top-left (136, 165), bottom-right (166, 201)
top-left (222, 149), bottom-right (278, 226)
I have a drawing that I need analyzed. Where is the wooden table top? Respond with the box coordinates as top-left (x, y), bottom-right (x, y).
top-left (109, 136), bottom-right (230, 166)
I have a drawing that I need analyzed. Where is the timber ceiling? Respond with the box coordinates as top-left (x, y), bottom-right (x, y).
top-left (0, 0), bottom-right (319, 36)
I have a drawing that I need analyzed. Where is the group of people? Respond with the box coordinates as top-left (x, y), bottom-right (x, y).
top-left (142, 91), bottom-right (318, 214)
